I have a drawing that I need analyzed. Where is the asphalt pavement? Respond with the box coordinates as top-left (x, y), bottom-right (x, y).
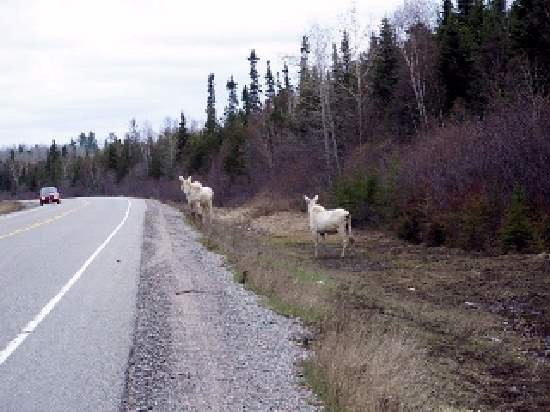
top-left (0, 197), bottom-right (145, 411)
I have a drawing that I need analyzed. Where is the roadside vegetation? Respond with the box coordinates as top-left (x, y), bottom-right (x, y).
top-left (0, 201), bottom-right (23, 215)
top-left (177, 198), bottom-right (550, 411)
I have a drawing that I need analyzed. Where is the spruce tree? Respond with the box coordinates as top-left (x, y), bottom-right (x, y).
top-left (276, 71), bottom-right (282, 94)
top-left (265, 60), bottom-right (275, 102)
top-left (282, 62), bottom-right (291, 90)
top-left (299, 35), bottom-right (311, 95)
top-left (205, 73), bottom-right (217, 134)
top-left (176, 112), bottom-right (188, 161)
top-left (248, 49), bottom-right (262, 113)
top-left (46, 140), bottom-right (62, 185)
top-left (438, 1), bottom-right (477, 112)
top-left (442, 0), bottom-right (453, 25)
top-left (341, 30), bottom-right (352, 87)
top-left (242, 85), bottom-right (251, 117)
top-left (225, 75), bottom-right (239, 120)
top-left (372, 18), bottom-right (399, 106)
top-left (332, 43), bottom-right (341, 82)
top-left (511, 0), bottom-right (550, 92)
top-left (457, 0), bottom-right (473, 17)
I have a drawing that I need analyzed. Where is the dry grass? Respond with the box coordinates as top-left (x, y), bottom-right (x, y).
top-left (171, 194), bottom-right (550, 411)
top-left (312, 318), bottom-right (434, 412)
top-left (0, 201), bottom-right (24, 215)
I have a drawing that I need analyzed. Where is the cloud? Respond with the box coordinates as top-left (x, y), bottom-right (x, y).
top-left (0, 0), bottom-right (405, 146)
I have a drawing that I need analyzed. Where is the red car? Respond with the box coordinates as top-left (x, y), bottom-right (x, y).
top-left (40, 187), bottom-right (61, 205)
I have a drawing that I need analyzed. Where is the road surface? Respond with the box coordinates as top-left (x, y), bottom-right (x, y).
top-left (0, 197), bottom-right (317, 411)
top-left (0, 197), bottom-right (145, 411)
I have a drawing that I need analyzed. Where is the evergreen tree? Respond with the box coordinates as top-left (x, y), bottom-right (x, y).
top-left (372, 19), bottom-right (399, 107)
top-left (442, 0), bottom-right (453, 25)
top-left (438, 3), bottom-right (478, 113)
top-left (276, 71), bottom-right (282, 94)
top-left (87, 132), bottom-right (98, 152)
top-left (265, 60), bottom-right (275, 102)
top-left (242, 85), bottom-right (251, 117)
top-left (457, 0), bottom-right (473, 17)
top-left (78, 132), bottom-right (86, 148)
top-left (248, 49), bottom-right (262, 113)
top-left (46, 140), bottom-right (62, 185)
top-left (225, 75), bottom-right (239, 120)
top-left (176, 112), bottom-right (188, 161)
top-left (205, 73), bottom-right (217, 134)
top-left (341, 30), bottom-right (352, 87)
top-left (511, 0), bottom-right (550, 92)
top-left (299, 35), bottom-right (311, 97)
top-left (492, 0), bottom-right (506, 14)
top-left (282, 62), bottom-right (291, 90)
top-left (332, 43), bottom-right (341, 82)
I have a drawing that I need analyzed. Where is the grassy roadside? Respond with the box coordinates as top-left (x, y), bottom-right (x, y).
top-left (0, 201), bottom-right (24, 215)
top-left (172, 200), bottom-right (550, 411)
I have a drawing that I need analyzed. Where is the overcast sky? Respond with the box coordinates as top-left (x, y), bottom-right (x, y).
top-left (0, 0), bottom-right (407, 147)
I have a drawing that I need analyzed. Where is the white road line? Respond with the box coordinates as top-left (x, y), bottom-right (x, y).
top-left (0, 199), bottom-right (132, 367)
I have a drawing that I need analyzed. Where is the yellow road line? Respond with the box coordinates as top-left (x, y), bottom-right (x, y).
top-left (0, 201), bottom-right (90, 241)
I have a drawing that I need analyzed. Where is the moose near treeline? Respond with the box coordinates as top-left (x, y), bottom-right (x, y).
top-left (177, 179), bottom-right (352, 258)
top-left (178, 176), bottom-right (214, 225)
top-left (304, 195), bottom-right (351, 258)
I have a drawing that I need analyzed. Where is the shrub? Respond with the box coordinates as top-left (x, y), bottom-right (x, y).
top-left (500, 188), bottom-right (534, 252)
top-left (332, 175), bottom-right (379, 224)
top-left (424, 221), bottom-right (447, 247)
top-left (537, 214), bottom-right (550, 250)
top-left (457, 194), bottom-right (493, 251)
top-left (397, 211), bottom-right (423, 244)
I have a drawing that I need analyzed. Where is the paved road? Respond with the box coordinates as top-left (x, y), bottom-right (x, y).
top-left (0, 197), bottom-right (145, 411)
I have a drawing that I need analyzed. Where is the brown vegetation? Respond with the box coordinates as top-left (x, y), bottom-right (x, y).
top-left (175, 197), bottom-right (550, 411)
top-left (0, 201), bottom-right (23, 215)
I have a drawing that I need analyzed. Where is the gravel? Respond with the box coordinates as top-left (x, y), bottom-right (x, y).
top-left (122, 200), bottom-right (320, 411)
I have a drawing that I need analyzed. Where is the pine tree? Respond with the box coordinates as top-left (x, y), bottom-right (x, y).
top-left (206, 73), bottom-right (217, 134)
top-left (87, 132), bottom-right (98, 152)
top-left (492, 0), bottom-right (505, 14)
top-left (299, 35), bottom-right (311, 96)
top-left (457, 0), bottom-right (473, 17)
top-left (332, 43), bottom-right (341, 82)
top-left (282, 62), bottom-right (291, 90)
top-left (265, 60), bottom-right (275, 102)
top-left (248, 49), bottom-right (262, 113)
top-left (242, 85), bottom-right (251, 117)
top-left (276, 71), bottom-right (282, 94)
top-left (176, 112), bottom-right (188, 161)
top-left (341, 30), bottom-right (352, 87)
top-left (442, 0), bottom-right (453, 25)
top-left (438, 2), bottom-right (478, 112)
top-left (511, 0), bottom-right (550, 92)
top-left (372, 18), bottom-right (399, 106)
top-left (225, 75), bottom-right (239, 120)
top-left (46, 140), bottom-right (62, 185)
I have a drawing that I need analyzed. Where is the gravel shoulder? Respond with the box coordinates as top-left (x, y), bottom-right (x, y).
top-left (122, 200), bottom-right (318, 411)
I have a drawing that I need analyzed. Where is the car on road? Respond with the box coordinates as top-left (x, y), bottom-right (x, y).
top-left (40, 186), bottom-right (61, 205)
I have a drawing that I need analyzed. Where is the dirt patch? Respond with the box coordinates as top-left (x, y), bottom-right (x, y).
top-left (193, 203), bottom-right (550, 411)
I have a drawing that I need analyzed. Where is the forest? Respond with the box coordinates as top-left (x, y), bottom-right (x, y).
top-left (1, 0), bottom-right (549, 253)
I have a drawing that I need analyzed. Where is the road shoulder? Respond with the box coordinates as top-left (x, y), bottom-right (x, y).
top-left (122, 200), bottom-right (318, 410)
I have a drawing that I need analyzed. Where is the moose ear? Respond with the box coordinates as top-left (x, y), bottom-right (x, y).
top-left (179, 176), bottom-right (184, 181)
top-left (314, 195), bottom-right (319, 201)
top-left (304, 195), bottom-right (309, 202)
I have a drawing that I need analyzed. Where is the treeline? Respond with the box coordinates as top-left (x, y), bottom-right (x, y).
top-left (2, 0), bottom-right (549, 252)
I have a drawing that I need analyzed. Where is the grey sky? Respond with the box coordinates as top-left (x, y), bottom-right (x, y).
top-left (1, 0), bottom-right (406, 147)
